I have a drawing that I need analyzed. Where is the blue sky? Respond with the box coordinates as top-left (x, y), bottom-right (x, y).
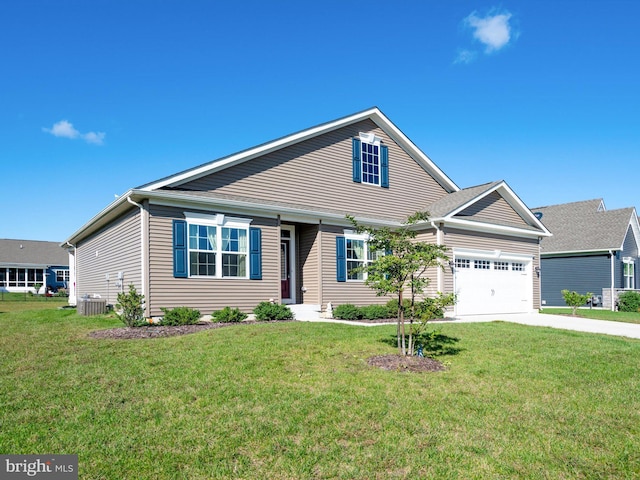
top-left (1, 0), bottom-right (639, 241)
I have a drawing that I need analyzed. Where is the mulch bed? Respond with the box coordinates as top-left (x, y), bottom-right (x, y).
top-left (87, 321), bottom-right (255, 340)
top-left (367, 354), bottom-right (446, 372)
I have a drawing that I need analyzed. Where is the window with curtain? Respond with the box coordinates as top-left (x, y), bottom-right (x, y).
top-left (345, 235), bottom-right (383, 281)
top-left (624, 259), bottom-right (635, 289)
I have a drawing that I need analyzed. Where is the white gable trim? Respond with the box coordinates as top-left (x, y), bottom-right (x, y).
top-left (139, 107), bottom-right (459, 193)
top-left (446, 181), bottom-right (551, 237)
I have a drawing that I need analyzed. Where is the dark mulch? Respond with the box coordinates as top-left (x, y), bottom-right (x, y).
top-left (87, 321), bottom-right (256, 340)
top-left (367, 354), bottom-right (446, 373)
top-left (345, 317), bottom-right (455, 324)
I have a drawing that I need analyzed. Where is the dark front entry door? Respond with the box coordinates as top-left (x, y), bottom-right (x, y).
top-left (281, 239), bottom-right (290, 299)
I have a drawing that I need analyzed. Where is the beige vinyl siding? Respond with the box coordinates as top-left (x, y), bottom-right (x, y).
top-left (320, 224), bottom-right (387, 309)
top-left (147, 204), bottom-right (279, 316)
top-left (442, 228), bottom-right (541, 308)
top-left (414, 229), bottom-right (443, 297)
top-left (298, 224), bottom-right (319, 304)
top-left (76, 208), bottom-right (142, 306)
top-left (179, 120), bottom-right (449, 221)
top-left (455, 192), bottom-right (529, 227)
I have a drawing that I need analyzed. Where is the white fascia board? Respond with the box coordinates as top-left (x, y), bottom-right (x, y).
top-left (142, 190), bottom-right (402, 229)
top-left (628, 209), bottom-right (640, 252)
top-left (438, 217), bottom-right (549, 238)
top-left (62, 191), bottom-right (136, 246)
top-left (141, 108), bottom-right (382, 191)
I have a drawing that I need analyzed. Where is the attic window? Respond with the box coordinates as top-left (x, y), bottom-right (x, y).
top-left (352, 133), bottom-right (389, 188)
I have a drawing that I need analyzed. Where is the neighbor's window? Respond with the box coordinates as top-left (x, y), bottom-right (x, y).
top-left (187, 215), bottom-right (250, 278)
top-left (624, 259), bottom-right (635, 289)
top-left (55, 269), bottom-right (70, 283)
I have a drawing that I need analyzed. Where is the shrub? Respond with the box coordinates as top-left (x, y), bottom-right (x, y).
top-left (333, 303), bottom-right (362, 320)
top-left (160, 306), bottom-right (201, 326)
top-left (385, 298), bottom-right (412, 318)
top-left (253, 302), bottom-right (294, 321)
top-left (561, 289), bottom-right (593, 316)
top-left (617, 291), bottom-right (640, 312)
top-left (116, 284), bottom-right (145, 327)
top-left (212, 306), bottom-right (248, 323)
top-left (360, 304), bottom-right (391, 320)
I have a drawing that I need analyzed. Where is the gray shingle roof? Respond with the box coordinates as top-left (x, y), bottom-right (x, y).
top-left (532, 199), bottom-right (635, 253)
top-left (0, 239), bottom-right (69, 267)
top-left (425, 181), bottom-right (503, 217)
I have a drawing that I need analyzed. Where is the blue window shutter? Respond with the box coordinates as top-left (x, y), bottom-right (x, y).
top-left (173, 220), bottom-right (188, 278)
top-left (380, 145), bottom-right (389, 188)
top-left (249, 227), bottom-right (262, 280)
top-left (352, 138), bottom-right (361, 183)
top-left (336, 236), bottom-right (346, 282)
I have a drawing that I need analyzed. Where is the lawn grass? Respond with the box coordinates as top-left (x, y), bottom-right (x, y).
top-left (542, 307), bottom-right (640, 324)
top-left (2, 308), bottom-right (640, 479)
top-left (0, 292), bottom-right (68, 313)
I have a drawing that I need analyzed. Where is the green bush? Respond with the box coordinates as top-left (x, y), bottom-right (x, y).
top-left (253, 302), bottom-right (294, 321)
top-left (385, 298), bottom-right (412, 317)
top-left (212, 306), bottom-right (248, 323)
top-left (333, 303), bottom-right (362, 320)
top-left (561, 290), bottom-right (593, 315)
top-left (360, 304), bottom-right (391, 320)
top-left (160, 306), bottom-right (201, 326)
top-left (116, 284), bottom-right (146, 327)
top-left (617, 291), bottom-right (640, 312)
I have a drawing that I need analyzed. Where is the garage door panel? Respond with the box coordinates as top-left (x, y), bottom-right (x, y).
top-left (455, 257), bottom-right (531, 316)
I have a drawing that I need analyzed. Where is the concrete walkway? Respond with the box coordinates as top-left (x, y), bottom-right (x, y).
top-left (301, 313), bottom-right (640, 340)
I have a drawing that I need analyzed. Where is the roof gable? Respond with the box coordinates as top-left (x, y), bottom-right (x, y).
top-left (426, 181), bottom-right (550, 237)
top-left (139, 107), bottom-right (459, 193)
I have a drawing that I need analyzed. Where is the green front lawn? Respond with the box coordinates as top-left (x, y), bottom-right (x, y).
top-left (542, 307), bottom-right (640, 324)
top-left (2, 308), bottom-right (640, 479)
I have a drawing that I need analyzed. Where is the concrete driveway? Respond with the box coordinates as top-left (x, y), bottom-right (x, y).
top-left (443, 312), bottom-right (640, 340)
top-left (304, 312), bottom-right (640, 340)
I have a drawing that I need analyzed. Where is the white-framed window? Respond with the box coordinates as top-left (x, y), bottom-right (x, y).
top-left (512, 262), bottom-right (525, 272)
top-left (186, 213), bottom-right (250, 279)
top-left (623, 258), bottom-right (635, 289)
top-left (345, 234), bottom-right (382, 281)
top-left (494, 261), bottom-right (509, 271)
top-left (455, 258), bottom-right (470, 269)
top-left (55, 269), bottom-right (70, 283)
top-left (360, 132), bottom-right (381, 186)
top-left (474, 260), bottom-right (491, 270)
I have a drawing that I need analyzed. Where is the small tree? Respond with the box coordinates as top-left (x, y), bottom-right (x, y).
top-left (348, 212), bottom-right (452, 356)
top-left (116, 284), bottom-right (145, 327)
top-left (561, 289), bottom-right (593, 316)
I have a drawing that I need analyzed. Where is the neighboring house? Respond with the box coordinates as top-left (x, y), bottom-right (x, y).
top-left (532, 199), bottom-right (640, 309)
top-left (0, 239), bottom-right (69, 293)
top-left (62, 107), bottom-right (550, 318)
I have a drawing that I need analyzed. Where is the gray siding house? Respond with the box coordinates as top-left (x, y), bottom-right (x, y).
top-left (63, 108), bottom-right (550, 318)
top-left (0, 239), bottom-right (69, 293)
top-left (532, 199), bottom-right (640, 309)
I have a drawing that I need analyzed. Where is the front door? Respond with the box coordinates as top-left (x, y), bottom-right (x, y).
top-left (281, 239), bottom-right (291, 300)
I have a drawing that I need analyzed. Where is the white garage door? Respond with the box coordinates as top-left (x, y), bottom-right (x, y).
top-left (454, 256), bottom-right (532, 316)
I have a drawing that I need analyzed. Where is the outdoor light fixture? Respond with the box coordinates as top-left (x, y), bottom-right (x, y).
top-left (534, 266), bottom-right (541, 277)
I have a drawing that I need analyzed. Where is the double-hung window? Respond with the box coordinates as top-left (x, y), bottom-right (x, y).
top-left (352, 132), bottom-right (389, 188)
top-left (185, 214), bottom-right (251, 278)
top-left (623, 258), bottom-right (635, 289)
top-left (343, 234), bottom-right (383, 281)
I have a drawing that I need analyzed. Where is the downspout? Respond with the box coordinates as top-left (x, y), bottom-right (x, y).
top-left (65, 241), bottom-right (76, 306)
top-left (127, 197), bottom-right (147, 316)
top-left (609, 250), bottom-right (615, 311)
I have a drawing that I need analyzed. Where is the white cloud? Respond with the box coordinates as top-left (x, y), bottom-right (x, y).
top-left (465, 11), bottom-right (514, 53)
top-left (454, 49), bottom-right (477, 65)
top-left (42, 120), bottom-right (106, 145)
